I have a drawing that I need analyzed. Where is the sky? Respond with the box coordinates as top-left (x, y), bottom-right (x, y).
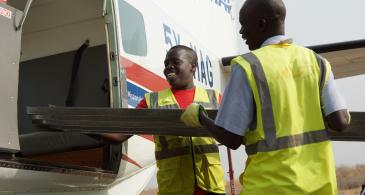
top-left (146, 0), bottom-right (365, 188)
top-left (235, 0), bottom-right (365, 50)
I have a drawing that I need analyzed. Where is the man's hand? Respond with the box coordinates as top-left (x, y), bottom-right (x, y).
top-left (181, 103), bottom-right (243, 149)
top-left (180, 103), bottom-right (206, 128)
top-left (326, 109), bottom-right (351, 132)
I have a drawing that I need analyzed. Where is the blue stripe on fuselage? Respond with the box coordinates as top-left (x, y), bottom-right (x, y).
top-left (127, 82), bottom-right (148, 107)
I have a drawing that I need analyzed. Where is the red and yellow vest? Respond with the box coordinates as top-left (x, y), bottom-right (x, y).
top-left (145, 87), bottom-right (225, 195)
top-left (231, 43), bottom-right (338, 195)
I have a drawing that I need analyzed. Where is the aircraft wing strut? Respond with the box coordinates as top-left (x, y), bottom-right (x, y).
top-left (221, 39), bottom-right (365, 79)
top-left (27, 107), bottom-right (365, 141)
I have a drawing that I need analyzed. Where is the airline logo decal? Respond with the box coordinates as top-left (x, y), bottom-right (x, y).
top-left (211, 0), bottom-right (232, 15)
top-left (121, 56), bottom-right (169, 107)
top-left (0, 6), bottom-right (11, 19)
top-left (127, 81), bottom-right (148, 108)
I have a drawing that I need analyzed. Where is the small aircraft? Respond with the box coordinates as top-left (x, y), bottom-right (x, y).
top-left (0, 0), bottom-right (364, 194)
top-left (0, 0), bottom-right (237, 194)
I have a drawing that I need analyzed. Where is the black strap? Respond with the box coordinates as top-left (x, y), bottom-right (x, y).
top-left (65, 40), bottom-right (89, 107)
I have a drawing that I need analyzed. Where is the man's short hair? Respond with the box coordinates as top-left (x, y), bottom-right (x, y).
top-left (167, 45), bottom-right (198, 66)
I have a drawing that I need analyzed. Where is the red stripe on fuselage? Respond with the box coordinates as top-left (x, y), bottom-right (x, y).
top-left (122, 154), bottom-right (143, 168)
top-left (121, 57), bottom-right (164, 143)
top-left (121, 57), bottom-right (169, 91)
top-left (140, 135), bottom-right (154, 142)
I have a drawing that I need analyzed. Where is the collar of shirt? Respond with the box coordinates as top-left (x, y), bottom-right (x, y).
top-left (261, 35), bottom-right (293, 48)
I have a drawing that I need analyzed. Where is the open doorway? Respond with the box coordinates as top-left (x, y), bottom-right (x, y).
top-left (8, 0), bottom-right (119, 172)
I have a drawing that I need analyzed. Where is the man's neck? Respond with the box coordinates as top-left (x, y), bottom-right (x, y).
top-left (172, 84), bottom-right (195, 91)
top-left (171, 86), bottom-right (195, 92)
top-left (261, 35), bottom-right (292, 48)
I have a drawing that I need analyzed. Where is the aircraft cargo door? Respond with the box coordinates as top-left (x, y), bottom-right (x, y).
top-left (0, 3), bottom-right (23, 152)
top-left (104, 0), bottom-right (126, 108)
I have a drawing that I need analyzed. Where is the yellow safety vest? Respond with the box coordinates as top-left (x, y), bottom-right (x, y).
top-left (231, 43), bottom-right (338, 195)
top-left (145, 87), bottom-right (225, 195)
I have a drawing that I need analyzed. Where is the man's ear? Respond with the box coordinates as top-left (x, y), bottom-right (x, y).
top-left (191, 63), bottom-right (197, 73)
top-left (258, 18), bottom-right (267, 32)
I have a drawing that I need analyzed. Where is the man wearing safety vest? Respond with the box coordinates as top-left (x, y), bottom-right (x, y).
top-left (181, 0), bottom-right (351, 194)
top-left (137, 45), bottom-right (226, 195)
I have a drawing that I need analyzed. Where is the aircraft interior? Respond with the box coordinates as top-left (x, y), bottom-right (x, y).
top-left (7, 0), bottom-right (121, 174)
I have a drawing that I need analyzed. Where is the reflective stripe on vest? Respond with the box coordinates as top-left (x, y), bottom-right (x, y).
top-left (205, 89), bottom-right (218, 109)
top-left (315, 53), bottom-right (328, 93)
top-left (245, 129), bottom-right (329, 155)
top-left (155, 146), bottom-right (190, 160)
top-left (242, 52), bottom-right (330, 155)
top-left (149, 92), bottom-right (159, 108)
top-left (149, 89), bottom-right (218, 109)
top-left (149, 88), bottom-right (219, 159)
top-left (150, 96), bottom-right (179, 160)
top-left (242, 53), bottom-right (276, 147)
top-left (155, 144), bottom-right (219, 160)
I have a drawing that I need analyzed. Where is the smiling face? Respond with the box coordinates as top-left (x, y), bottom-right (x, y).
top-left (163, 46), bottom-right (197, 90)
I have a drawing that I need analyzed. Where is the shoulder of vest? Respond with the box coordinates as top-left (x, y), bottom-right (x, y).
top-left (296, 44), bottom-right (317, 55)
top-left (196, 86), bottom-right (210, 91)
top-left (145, 89), bottom-right (170, 101)
top-left (196, 87), bottom-right (217, 96)
top-left (310, 50), bottom-right (328, 62)
top-left (144, 92), bottom-right (151, 98)
top-left (145, 91), bottom-right (156, 98)
top-left (204, 88), bottom-right (217, 95)
top-left (152, 88), bottom-right (171, 95)
top-left (231, 55), bottom-right (250, 67)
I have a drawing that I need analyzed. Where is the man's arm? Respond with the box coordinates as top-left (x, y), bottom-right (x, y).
top-left (325, 109), bottom-right (350, 132)
top-left (321, 72), bottom-right (351, 131)
top-left (181, 65), bottom-right (252, 149)
top-left (199, 111), bottom-right (243, 149)
top-left (199, 65), bottom-right (250, 149)
top-left (89, 98), bottom-right (148, 143)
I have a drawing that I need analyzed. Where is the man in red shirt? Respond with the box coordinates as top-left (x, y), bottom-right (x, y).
top-left (99, 45), bottom-right (225, 194)
top-left (138, 45), bottom-right (225, 195)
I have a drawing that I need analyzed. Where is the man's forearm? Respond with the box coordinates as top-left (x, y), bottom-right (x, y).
top-left (199, 111), bottom-right (243, 149)
top-left (326, 109), bottom-right (350, 132)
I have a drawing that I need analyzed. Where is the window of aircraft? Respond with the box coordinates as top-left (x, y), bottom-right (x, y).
top-left (118, 0), bottom-right (147, 56)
